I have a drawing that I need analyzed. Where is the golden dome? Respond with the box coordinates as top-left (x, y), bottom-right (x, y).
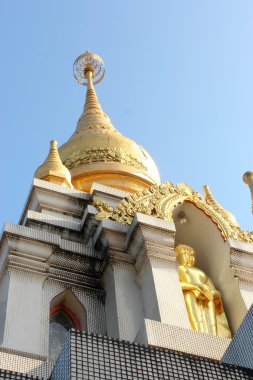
top-left (35, 140), bottom-right (73, 188)
top-left (59, 51), bottom-right (160, 193)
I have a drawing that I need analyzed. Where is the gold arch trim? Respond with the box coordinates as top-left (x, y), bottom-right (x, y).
top-left (93, 181), bottom-right (253, 243)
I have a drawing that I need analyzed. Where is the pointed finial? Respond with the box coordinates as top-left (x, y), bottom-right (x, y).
top-left (243, 171), bottom-right (253, 213)
top-left (73, 51), bottom-right (105, 86)
top-left (203, 185), bottom-right (239, 227)
top-left (35, 140), bottom-right (73, 188)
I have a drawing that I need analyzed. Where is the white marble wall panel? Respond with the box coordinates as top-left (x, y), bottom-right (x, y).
top-left (149, 257), bottom-right (190, 328)
top-left (103, 261), bottom-right (145, 342)
top-left (138, 258), bottom-right (161, 321)
top-left (0, 271), bottom-right (9, 345)
top-left (113, 262), bottom-right (144, 341)
top-left (2, 268), bottom-right (46, 356)
top-left (103, 264), bottom-right (119, 339)
top-left (136, 319), bottom-right (230, 361)
top-left (0, 350), bottom-right (53, 378)
top-left (239, 280), bottom-right (253, 309)
top-left (138, 256), bottom-right (189, 329)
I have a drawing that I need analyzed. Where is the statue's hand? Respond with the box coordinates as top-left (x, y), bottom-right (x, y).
top-left (212, 291), bottom-right (224, 313)
top-left (196, 284), bottom-right (214, 301)
top-left (213, 290), bottom-right (221, 300)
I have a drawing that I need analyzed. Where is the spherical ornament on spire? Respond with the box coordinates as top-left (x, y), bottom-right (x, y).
top-left (73, 50), bottom-right (105, 86)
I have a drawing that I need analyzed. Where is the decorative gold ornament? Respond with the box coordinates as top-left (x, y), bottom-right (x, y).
top-left (203, 185), bottom-right (239, 227)
top-left (243, 171), bottom-right (253, 214)
top-left (93, 181), bottom-right (253, 242)
top-left (92, 197), bottom-right (114, 220)
top-left (73, 50), bottom-right (105, 86)
top-left (175, 244), bottom-right (231, 338)
top-left (64, 147), bottom-right (147, 172)
top-left (59, 51), bottom-right (160, 193)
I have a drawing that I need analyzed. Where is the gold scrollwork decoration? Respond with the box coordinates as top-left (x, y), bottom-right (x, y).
top-left (92, 181), bottom-right (253, 243)
top-left (63, 147), bottom-right (147, 172)
top-left (92, 196), bottom-right (114, 220)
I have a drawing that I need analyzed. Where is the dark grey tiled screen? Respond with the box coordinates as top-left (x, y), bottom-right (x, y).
top-left (51, 330), bottom-right (253, 380)
top-left (222, 304), bottom-right (253, 370)
top-left (0, 369), bottom-right (42, 380)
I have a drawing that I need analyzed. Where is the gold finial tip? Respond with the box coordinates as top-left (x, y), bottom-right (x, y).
top-left (50, 140), bottom-right (58, 148)
top-left (243, 171), bottom-right (253, 184)
top-left (73, 51), bottom-right (105, 86)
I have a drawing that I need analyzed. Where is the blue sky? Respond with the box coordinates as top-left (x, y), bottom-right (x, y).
top-left (1, 1), bottom-right (253, 230)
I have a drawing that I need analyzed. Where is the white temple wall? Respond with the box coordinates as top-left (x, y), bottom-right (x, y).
top-left (113, 261), bottom-right (144, 341)
top-left (0, 265), bottom-right (106, 359)
top-left (40, 209), bottom-right (81, 223)
top-left (2, 268), bottom-right (46, 356)
top-left (103, 264), bottom-right (119, 338)
top-left (239, 281), bottom-right (253, 309)
top-left (137, 255), bottom-right (189, 328)
top-left (0, 271), bottom-right (10, 345)
top-left (135, 319), bottom-right (230, 361)
top-left (0, 351), bottom-right (52, 379)
top-left (0, 240), bottom-right (9, 278)
top-left (72, 287), bottom-right (106, 335)
top-left (137, 258), bottom-right (161, 322)
top-left (229, 241), bottom-right (253, 311)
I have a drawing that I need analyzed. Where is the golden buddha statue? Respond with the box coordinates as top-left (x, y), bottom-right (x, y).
top-left (175, 244), bottom-right (231, 339)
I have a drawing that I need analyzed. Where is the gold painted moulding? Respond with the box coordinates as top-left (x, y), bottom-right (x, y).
top-left (92, 181), bottom-right (253, 243)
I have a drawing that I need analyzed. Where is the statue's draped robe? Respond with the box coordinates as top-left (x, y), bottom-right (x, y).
top-left (178, 265), bottom-right (231, 339)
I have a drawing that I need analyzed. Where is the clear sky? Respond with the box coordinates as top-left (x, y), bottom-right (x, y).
top-left (1, 1), bottom-right (253, 231)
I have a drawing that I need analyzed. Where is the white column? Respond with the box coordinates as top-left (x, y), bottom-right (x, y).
top-left (128, 213), bottom-right (190, 330)
top-left (2, 268), bottom-right (46, 356)
top-left (103, 259), bottom-right (145, 341)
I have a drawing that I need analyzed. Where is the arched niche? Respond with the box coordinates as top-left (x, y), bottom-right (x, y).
top-left (172, 201), bottom-right (247, 335)
top-left (50, 289), bottom-right (87, 330)
top-left (49, 290), bottom-right (87, 362)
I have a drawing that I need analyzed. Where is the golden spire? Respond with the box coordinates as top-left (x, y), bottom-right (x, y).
top-left (58, 51), bottom-right (160, 193)
top-left (35, 140), bottom-right (73, 188)
top-left (73, 50), bottom-right (118, 134)
top-left (243, 171), bottom-right (253, 213)
top-left (203, 185), bottom-right (239, 227)
top-left (83, 70), bottom-right (103, 113)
